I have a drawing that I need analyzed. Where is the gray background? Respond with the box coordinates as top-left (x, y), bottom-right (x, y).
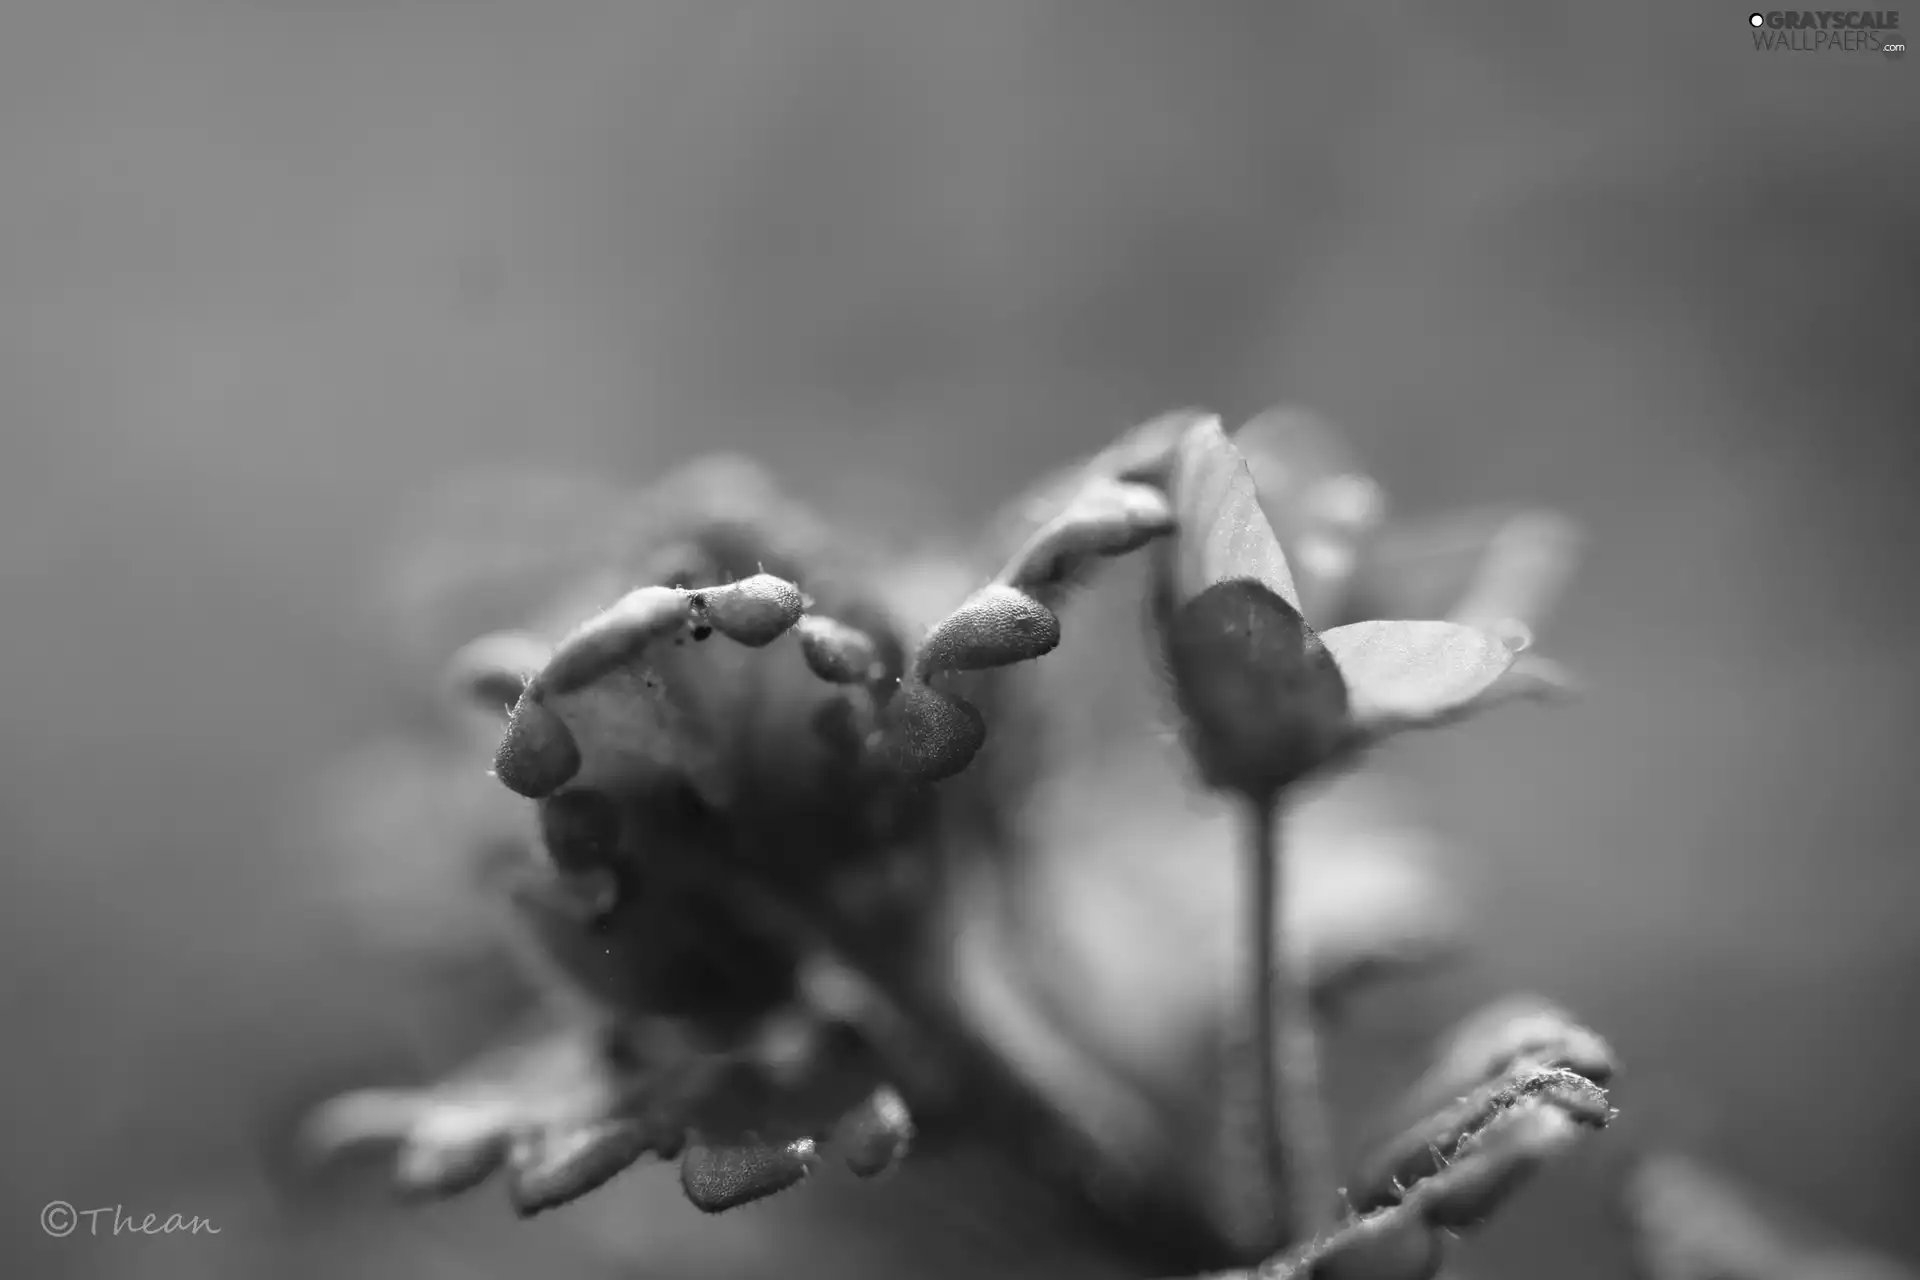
top-left (2, 1), bottom-right (1915, 1277)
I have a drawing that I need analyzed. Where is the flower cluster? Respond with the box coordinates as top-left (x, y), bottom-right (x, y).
top-left (303, 408), bottom-right (1899, 1280)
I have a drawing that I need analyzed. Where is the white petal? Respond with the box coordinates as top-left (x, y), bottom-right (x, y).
top-left (1319, 619), bottom-right (1519, 731)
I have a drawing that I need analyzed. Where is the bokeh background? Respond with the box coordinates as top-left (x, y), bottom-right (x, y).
top-left (3, 1), bottom-right (1916, 1277)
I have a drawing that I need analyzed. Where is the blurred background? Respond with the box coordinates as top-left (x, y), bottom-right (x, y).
top-left (3, 1), bottom-right (1917, 1277)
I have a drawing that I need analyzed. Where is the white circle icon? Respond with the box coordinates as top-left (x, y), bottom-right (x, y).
top-left (1749, 12), bottom-right (1765, 25)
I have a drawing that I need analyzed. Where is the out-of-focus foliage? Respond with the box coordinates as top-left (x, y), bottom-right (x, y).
top-left (1, 2), bottom-right (1916, 1279)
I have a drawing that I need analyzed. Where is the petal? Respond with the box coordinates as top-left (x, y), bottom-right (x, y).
top-left (1165, 416), bottom-right (1301, 613)
top-left (1232, 406), bottom-right (1369, 522)
top-left (1317, 619), bottom-right (1521, 733)
top-left (1347, 506), bottom-right (1583, 636)
top-left (1446, 509), bottom-right (1585, 635)
top-left (1155, 419), bottom-right (1356, 796)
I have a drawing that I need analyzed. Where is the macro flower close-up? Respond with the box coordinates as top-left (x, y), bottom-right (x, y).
top-left (5, 8), bottom-right (1917, 1280)
top-left (296, 406), bottom-right (1619, 1280)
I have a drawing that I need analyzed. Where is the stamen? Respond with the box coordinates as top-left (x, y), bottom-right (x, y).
top-left (493, 697), bottom-right (582, 798)
top-left (795, 615), bottom-right (881, 684)
top-left (506, 1119), bottom-right (657, 1217)
top-left (680, 1138), bottom-right (821, 1213)
top-left (912, 585), bottom-right (1061, 679)
top-left (879, 681), bottom-right (987, 782)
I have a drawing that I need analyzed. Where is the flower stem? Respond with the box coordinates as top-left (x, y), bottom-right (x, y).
top-left (1248, 797), bottom-right (1335, 1246)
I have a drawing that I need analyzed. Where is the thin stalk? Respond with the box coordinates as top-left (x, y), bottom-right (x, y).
top-left (1248, 797), bottom-right (1335, 1246)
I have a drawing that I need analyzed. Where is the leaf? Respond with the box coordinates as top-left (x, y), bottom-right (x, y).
top-left (1355, 1065), bottom-right (1612, 1214)
top-left (1316, 621), bottom-right (1520, 733)
top-left (1167, 416), bottom-right (1302, 613)
top-left (1414, 1096), bottom-right (1590, 1228)
top-left (1418, 995), bottom-right (1618, 1098)
top-left (1354, 996), bottom-right (1615, 1215)
top-left (1225, 1048), bottom-right (1616, 1280)
top-left (1292, 1213), bottom-right (1441, 1280)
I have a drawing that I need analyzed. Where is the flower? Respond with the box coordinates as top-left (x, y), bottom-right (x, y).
top-left (302, 410), bottom-right (1612, 1279)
